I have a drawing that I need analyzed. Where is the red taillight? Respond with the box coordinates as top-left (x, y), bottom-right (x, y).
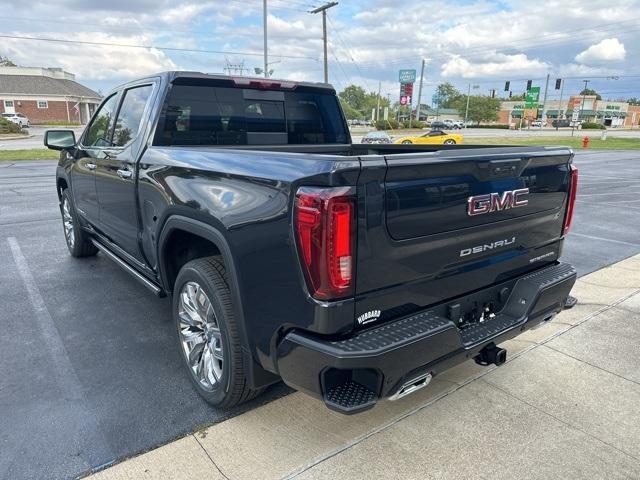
top-left (294, 187), bottom-right (356, 300)
top-left (563, 164), bottom-right (578, 235)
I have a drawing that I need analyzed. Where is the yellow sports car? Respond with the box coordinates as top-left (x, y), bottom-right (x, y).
top-left (394, 129), bottom-right (463, 145)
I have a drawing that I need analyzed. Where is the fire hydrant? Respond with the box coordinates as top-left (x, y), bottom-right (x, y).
top-left (582, 136), bottom-right (590, 149)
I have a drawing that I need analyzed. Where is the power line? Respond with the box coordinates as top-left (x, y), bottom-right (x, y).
top-left (0, 34), bottom-right (319, 61)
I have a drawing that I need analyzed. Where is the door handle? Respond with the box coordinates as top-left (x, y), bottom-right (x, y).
top-left (117, 168), bottom-right (133, 179)
top-left (86, 162), bottom-right (97, 170)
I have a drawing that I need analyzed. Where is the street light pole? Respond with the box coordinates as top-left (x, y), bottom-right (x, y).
top-left (415, 59), bottom-right (426, 123)
top-left (310, 2), bottom-right (338, 83)
top-left (263, 0), bottom-right (268, 78)
top-left (540, 73), bottom-right (550, 129)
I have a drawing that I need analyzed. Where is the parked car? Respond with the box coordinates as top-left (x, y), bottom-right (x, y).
top-left (429, 120), bottom-right (449, 129)
top-left (361, 131), bottom-right (392, 144)
top-left (552, 119), bottom-right (570, 128)
top-left (443, 119), bottom-right (464, 129)
top-left (2, 112), bottom-right (30, 128)
top-left (394, 129), bottom-right (463, 145)
top-left (46, 71), bottom-right (577, 414)
top-left (531, 120), bottom-right (547, 127)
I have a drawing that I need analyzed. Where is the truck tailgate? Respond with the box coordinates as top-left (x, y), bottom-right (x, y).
top-left (354, 147), bottom-right (574, 325)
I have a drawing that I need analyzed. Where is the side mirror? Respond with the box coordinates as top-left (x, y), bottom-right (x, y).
top-left (44, 129), bottom-right (76, 150)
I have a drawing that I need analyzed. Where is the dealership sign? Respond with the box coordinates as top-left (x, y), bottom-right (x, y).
top-left (399, 69), bottom-right (417, 84)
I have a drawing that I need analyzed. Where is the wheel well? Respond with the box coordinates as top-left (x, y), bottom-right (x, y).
top-left (57, 178), bottom-right (68, 198)
top-left (162, 229), bottom-right (222, 292)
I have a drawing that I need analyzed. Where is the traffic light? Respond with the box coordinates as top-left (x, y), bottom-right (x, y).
top-left (490, 89), bottom-right (496, 98)
top-left (504, 81), bottom-right (510, 91)
top-left (509, 91), bottom-right (512, 98)
top-left (526, 80), bottom-right (532, 91)
top-left (555, 78), bottom-right (562, 90)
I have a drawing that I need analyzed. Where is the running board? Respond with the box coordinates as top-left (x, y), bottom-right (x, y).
top-left (91, 239), bottom-right (165, 297)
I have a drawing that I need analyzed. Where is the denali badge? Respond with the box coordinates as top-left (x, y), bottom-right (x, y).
top-left (467, 188), bottom-right (529, 216)
top-left (357, 310), bottom-right (381, 325)
top-left (460, 237), bottom-right (516, 257)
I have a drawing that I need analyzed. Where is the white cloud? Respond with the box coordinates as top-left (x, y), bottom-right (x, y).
top-left (575, 38), bottom-right (626, 63)
top-left (3, 32), bottom-right (178, 81)
top-left (441, 53), bottom-right (550, 78)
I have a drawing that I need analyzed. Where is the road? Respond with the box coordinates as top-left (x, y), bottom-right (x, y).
top-left (1, 125), bottom-right (639, 151)
top-left (1, 150), bottom-right (639, 479)
top-left (0, 126), bottom-right (85, 150)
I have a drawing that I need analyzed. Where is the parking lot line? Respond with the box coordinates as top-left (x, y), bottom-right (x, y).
top-left (6, 236), bottom-right (115, 465)
top-left (569, 232), bottom-right (640, 248)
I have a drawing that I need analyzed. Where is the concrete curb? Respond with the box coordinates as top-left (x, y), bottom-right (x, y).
top-left (87, 254), bottom-right (640, 480)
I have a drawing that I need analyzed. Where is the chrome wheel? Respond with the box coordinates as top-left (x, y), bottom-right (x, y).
top-left (178, 281), bottom-right (224, 391)
top-left (62, 198), bottom-right (75, 248)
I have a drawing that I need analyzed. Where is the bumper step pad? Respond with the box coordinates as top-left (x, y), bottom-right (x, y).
top-left (325, 380), bottom-right (377, 413)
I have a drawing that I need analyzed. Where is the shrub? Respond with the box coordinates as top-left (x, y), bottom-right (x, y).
top-left (0, 117), bottom-right (23, 134)
top-left (400, 120), bottom-right (425, 129)
top-left (581, 122), bottom-right (606, 130)
top-left (41, 120), bottom-right (82, 126)
top-left (374, 119), bottom-right (400, 130)
top-left (473, 124), bottom-right (510, 129)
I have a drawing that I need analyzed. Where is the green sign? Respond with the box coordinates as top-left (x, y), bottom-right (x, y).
top-left (525, 86), bottom-right (540, 108)
top-left (399, 69), bottom-right (417, 84)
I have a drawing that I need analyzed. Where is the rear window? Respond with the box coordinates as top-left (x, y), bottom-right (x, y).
top-left (155, 83), bottom-right (348, 146)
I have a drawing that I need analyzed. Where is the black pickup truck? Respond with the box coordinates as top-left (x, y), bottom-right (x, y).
top-left (45, 72), bottom-right (578, 414)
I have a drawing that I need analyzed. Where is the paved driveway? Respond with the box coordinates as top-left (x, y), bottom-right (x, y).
top-left (0, 149), bottom-right (639, 480)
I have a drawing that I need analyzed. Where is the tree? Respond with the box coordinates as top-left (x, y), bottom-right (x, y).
top-left (450, 95), bottom-right (500, 123)
top-left (627, 97), bottom-right (640, 106)
top-left (508, 92), bottom-right (527, 101)
top-left (435, 82), bottom-right (464, 108)
top-left (338, 85), bottom-right (391, 120)
top-left (0, 55), bottom-right (17, 67)
top-left (579, 88), bottom-right (601, 100)
top-left (338, 85), bottom-right (367, 112)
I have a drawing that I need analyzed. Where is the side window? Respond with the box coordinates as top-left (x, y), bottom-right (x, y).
top-left (112, 85), bottom-right (154, 147)
top-left (84, 94), bottom-right (118, 147)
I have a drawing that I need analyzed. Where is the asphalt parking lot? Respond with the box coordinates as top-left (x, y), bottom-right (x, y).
top-left (1, 150), bottom-right (639, 480)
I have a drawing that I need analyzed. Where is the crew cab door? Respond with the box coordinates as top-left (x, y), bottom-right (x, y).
top-left (94, 83), bottom-right (155, 261)
top-left (71, 93), bottom-right (120, 222)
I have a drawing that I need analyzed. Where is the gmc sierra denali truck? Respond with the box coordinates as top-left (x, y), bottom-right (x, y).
top-left (45, 71), bottom-right (578, 414)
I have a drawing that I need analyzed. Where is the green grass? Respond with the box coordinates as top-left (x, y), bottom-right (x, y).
top-left (464, 136), bottom-right (640, 150)
top-left (0, 149), bottom-right (59, 161)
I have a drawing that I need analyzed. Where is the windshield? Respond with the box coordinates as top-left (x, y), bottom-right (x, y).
top-left (156, 82), bottom-right (349, 146)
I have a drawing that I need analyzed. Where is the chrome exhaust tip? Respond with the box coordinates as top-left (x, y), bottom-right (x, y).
top-left (389, 372), bottom-right (432, 401)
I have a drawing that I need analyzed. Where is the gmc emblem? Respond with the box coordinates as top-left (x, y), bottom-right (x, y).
top-left (467, 188), bottom-right (529, 216)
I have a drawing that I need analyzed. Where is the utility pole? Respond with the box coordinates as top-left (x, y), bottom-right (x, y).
top-left (556, 78), bottom-right (564, 131)
top-left (464, 83), bottom-right (471, 127)
top-left (573, 79), bottom-right (590, 137)
top-left (310, 2), bottom-right (338, 83)
top-left (263, 0), bottom-right (268, 78)
top-left (415, 59), bottom-right (426, 124)
top-left (540, 73), bottom-right (550, 129)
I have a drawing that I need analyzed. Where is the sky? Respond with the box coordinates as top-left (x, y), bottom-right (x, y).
top-left (2, 0), bottom-right (639, 104)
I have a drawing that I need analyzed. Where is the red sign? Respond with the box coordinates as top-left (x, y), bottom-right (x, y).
top-left (400, 83), bottom-right (414, 96)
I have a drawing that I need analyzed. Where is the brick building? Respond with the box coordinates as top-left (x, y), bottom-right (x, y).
top-left (0, 66), bottom-right (101, 125)
top-left (499, 95), bottom-right (640, 128)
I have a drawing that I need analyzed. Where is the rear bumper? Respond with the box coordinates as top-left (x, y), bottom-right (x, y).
top-left (276, 262), bottom-right (576, 414)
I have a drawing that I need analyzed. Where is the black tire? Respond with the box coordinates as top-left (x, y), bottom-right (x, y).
top-left (173, 256), bottom-right (262, 408)
top-left (444, 139), bottom-right (456, 145)
top-left (402, 140), bottom-right (412, 144)
top-left (60, 189), bottom-right (98, 257)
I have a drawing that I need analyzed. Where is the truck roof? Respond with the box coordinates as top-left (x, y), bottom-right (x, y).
top-left (112, 70), bottom-right (335, 93)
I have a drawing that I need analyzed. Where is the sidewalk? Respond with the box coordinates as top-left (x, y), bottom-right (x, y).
top-left (88, 254), bottom-right (640, 480)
